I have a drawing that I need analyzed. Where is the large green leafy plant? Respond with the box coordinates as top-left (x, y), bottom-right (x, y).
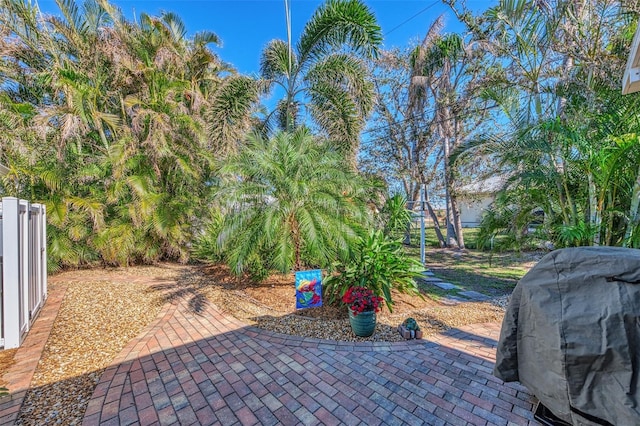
top-left (0, 1), bottom-right (260, 268)
top-left (379, 194), bottom-right (413, 239)
top-left (325, 229), bottom-right (423, 312)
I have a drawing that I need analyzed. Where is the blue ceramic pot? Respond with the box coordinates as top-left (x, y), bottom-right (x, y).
top-left (348, 309), bottom-right (376, 337)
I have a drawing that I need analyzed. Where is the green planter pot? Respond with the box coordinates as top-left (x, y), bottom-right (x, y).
top-left (348, 309), bottom-right (377, 337)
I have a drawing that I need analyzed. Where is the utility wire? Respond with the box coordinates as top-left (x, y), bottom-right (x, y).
top-left (360, 104), bottom-right (502, 149)
top-left (384, 1), bottom-right (440, 36)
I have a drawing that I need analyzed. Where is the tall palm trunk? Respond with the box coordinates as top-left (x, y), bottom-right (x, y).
top-left (439, 94), bottom-right (463, 249)
top-left (451, 114), bottom-right (465, 249)
top-left (451, 195), bottom-right (465, 249)
top-left (442, 133), bottom-right (458, 248)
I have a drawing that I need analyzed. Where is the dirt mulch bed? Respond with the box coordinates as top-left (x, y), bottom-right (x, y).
top-left (0, 349), bottom-right (18, 390)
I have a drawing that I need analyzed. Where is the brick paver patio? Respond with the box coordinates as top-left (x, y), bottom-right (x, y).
top-left (82, 297), bottom-right (536, 425)
top-left (0, 277), bottom-right (538, 425)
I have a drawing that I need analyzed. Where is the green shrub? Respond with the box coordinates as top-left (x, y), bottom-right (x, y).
top-left (379, 194), bottom-right (412, 239)
top-left (325, 229), bottom-right (423, 312)
top-left (245, 252), bottom-right (271, 282)
top-left (216, 129), bottom-right (370, 275)
top-left (556, 221), bottom-right (596, 247)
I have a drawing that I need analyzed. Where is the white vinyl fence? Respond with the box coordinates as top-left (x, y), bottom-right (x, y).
top-left (0, 197), bottom-right (47, 349)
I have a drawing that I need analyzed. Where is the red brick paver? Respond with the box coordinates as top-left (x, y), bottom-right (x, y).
top-left (82, 295), bottom-right (537, 425)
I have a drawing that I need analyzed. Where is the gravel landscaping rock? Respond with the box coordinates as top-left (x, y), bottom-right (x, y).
top-left (491, 294), bottom-right (511, 309)
top-left (195, 265), bottom-right (507, 343)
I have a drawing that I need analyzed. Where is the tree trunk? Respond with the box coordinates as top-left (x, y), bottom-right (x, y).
top-left (562, 164), bottom-right (578, 227)
top-left (442, 130), bottom-right (459, 249)
top-left (554, 173), bottom-right (571, 225)
top-left (445, 192), bottom-right (458, 248)
top-left (425, 200), bottom-right (445, 248)
top-left (451, 194), bottom-right (465, 249)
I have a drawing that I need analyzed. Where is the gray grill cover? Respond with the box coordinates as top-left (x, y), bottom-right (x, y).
top-left (494, 247), bottom-right (640, 425)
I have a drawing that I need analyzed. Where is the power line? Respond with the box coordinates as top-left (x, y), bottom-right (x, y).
top-left (384, 1), bottom-right (440, 36)
top-left (360, 104), bottom-right (502, 148)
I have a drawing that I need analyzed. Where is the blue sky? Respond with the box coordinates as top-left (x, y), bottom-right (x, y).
top-left (36, 0), bottom-right (495, 75)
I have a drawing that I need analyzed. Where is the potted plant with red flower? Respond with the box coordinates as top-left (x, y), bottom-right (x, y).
top-left (324, 229), bottom-right (423, 313)
top-left (342, 286), bottom-right (384, 337)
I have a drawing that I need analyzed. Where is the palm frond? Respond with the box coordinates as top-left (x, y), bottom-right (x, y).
top-left (259, 39), bottom-right (293, 80)
top-left (298, 0), bottom-right (381, 64)
top-left (207, 75), bottom-right (260, 153)
top-left (193, 30), bottom-right (221, 47)
top-left (160, 11), bottom-right (187, 43)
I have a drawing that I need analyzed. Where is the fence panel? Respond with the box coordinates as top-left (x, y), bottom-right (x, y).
top-left (29, 204), bottom-right (46, 317)
top-left (1, 197), bottom-right (47, 349)
top-left (19, 200), bottom-right (28, 338)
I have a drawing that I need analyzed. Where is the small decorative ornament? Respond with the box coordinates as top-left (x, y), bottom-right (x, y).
top-left (295, 270), bottom-right (323, 309)
top-left (398, 317), bottom-right (423, 339)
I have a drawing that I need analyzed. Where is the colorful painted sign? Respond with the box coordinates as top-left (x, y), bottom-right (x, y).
top-left (295, 269), bottom-right (322, 309)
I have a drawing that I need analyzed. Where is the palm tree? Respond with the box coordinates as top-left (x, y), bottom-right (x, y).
top-left (448, 0), bottom-right (638, 249)
top-left (409, 16), bottom-right (491, 249)
top-left (259, 0), bottom-right (382, 163)
top-left (0, 0), bottom-right (262, 267)
top-left (363, 46), bottom-right (445, 246)
top-left (95, 8), bottom-right (259, 264)
top-left (216, 127), bottom-right (370, 276)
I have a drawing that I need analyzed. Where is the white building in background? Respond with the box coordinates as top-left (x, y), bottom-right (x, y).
top-left (457, 175), bottom-right (506, 228)
top-left (623, 20), bottom-right (640, 95)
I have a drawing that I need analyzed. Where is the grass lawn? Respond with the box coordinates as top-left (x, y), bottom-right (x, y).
top-left (404, 227), bottom-right (542, 299)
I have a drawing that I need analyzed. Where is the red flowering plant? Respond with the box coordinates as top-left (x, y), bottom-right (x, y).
top-left (341, 286), bottom-right (384, 316)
